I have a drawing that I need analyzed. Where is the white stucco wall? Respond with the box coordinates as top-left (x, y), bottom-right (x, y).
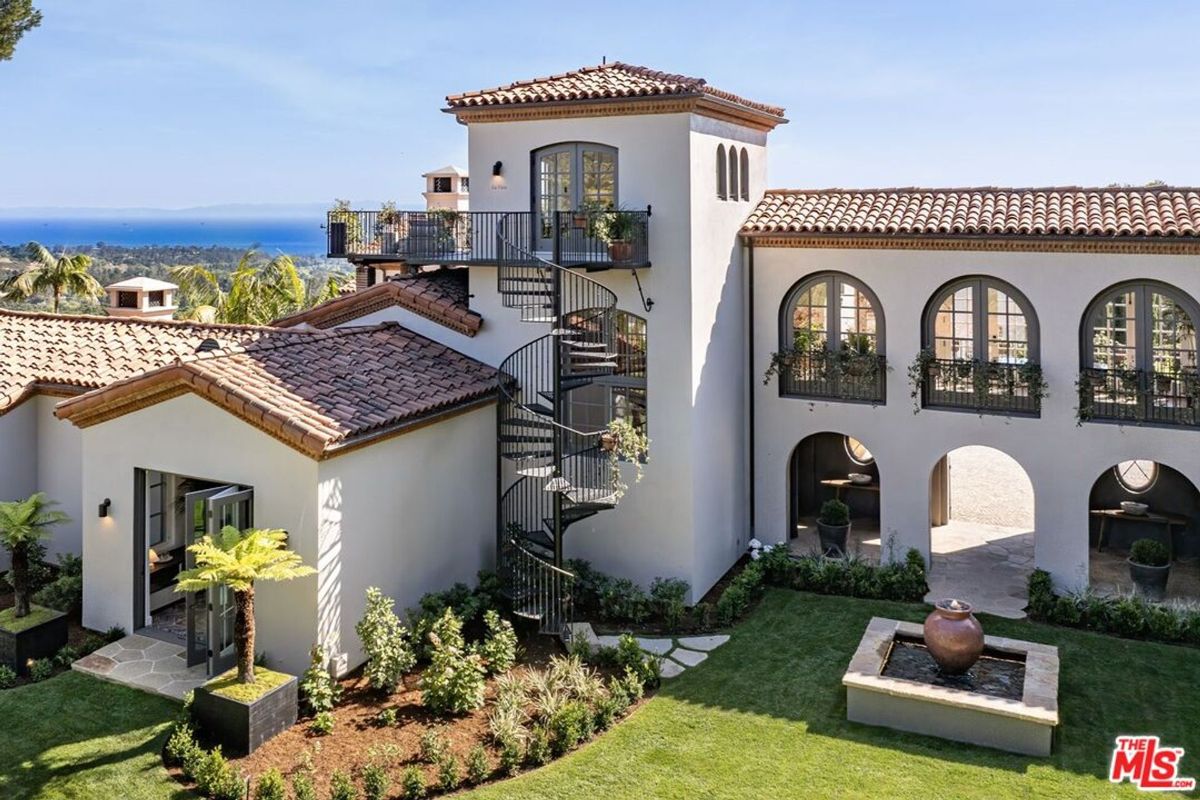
top-left (751, 245), bottom-right (1200, 592)
top-left (36, 395), bottom-right (83, 560)
top-left (0, 399), bottom-right (38, 571)
top-left (79, 393), bottom-right (320, 675)
top-left (316, 404), bottom-right (496, 674)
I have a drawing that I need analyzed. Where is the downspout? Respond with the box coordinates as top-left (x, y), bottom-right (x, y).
top-left (747, 239), bottom-right (756, 542)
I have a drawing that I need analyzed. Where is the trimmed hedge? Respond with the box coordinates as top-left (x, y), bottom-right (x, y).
top-left (1027, 569), bottom-right (1200, 646)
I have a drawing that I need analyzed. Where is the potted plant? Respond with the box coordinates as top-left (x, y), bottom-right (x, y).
top-left (0, 493), bottom-right (70, 675)
top-left (1128, 538), bottom-right (1170, 601)
top-left (816, 498), bottom-right (851, 557)
top-left (328, 199), bottom-right (362, 256)
top-left (594, 206), bottom-right (639, 263)
top-left (377, 201), bottom-right (405, 254)
top-left (839, 334), bottom-right (876, 378)
top-left (178, 526), bottom-right (315, 755)
top-left (602, 418), bottom-right (650, 500)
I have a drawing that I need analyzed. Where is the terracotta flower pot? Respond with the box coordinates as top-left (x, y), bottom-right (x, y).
top-left (923, 599), bottom-right (984, 675)
top-left (608, 240), bottom-right (633, 263)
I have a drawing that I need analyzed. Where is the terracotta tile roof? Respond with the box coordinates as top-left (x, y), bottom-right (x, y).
top-left (274, 270), bottom-right (482, 336)
top-left (55, 323), bottom-right (498, 459)
top-left (742, 187), bottom-right (1200, 240)
top-left (446, 62), bottom-right (785, 119)
top-left (0, 309), bottom-right (310, 413)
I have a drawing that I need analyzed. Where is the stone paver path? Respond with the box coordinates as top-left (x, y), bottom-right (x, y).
top-left (569, 624), bottom-right (728, 679)
top-left (72, 633), bottom-right (206, 700)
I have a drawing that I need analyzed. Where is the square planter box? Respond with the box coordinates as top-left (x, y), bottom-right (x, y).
top-left (193, 670), bottom-right (298, 755)
top-left (0, 606), bottom-right (68, 676)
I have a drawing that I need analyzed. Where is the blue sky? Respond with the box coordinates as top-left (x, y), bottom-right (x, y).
top-left (3, 1), bottom-right (1198, 210)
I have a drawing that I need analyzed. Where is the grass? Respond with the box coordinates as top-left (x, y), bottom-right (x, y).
top-left (0, 605), bottom-right (61, 634)
top-left (0, 670), bottom-right (190, 800)
top-left (463, 590), bottom-right (1199, 799)
top-left (206, 667), bottom-right (292, 703)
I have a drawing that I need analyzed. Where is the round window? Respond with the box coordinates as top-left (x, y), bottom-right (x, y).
top-left (1114, 460), bottom-right (1158, 494)
top-left (845, 436), bottom-right (874, 465)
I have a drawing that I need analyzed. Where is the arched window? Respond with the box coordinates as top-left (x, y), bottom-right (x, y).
top-left (739, 148), bottom-right (750, 201)
top-left (777, 272), bottom-right (885, 403)
top-left (716, 144), bottom-right (727, 200)
top-left (728, 147), bottom-right (739, 201)
top-left (921, 277), bottom-right (1040, 414)
top-left (1081, 281), bottom-right (1199, 425)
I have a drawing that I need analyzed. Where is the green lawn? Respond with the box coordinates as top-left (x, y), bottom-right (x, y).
top-left (2, 592), bottom-right (1197, 799)
top-left (0, 670), bottom-right (189, 800)
top-left (468, 590), bottom-right (1199, 799)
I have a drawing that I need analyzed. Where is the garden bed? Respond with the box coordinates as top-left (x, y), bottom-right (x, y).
top-left (0, 588), bottom-right (115, 687)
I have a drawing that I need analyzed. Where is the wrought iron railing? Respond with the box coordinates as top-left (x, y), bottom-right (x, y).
top-left (921, 358), bottom-right (1043, 415)
top-left (777, 351), bottom-right (887, 404)
top-left (503, 536), bottom-right (574, 635)
top-left (1078, 367), bottom-right (1200, 427)
top-left (326, 208), bottom-right (651, 269)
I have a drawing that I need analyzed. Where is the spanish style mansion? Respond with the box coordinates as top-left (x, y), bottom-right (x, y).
top-left (2, 62), bottom-right (1198, 678)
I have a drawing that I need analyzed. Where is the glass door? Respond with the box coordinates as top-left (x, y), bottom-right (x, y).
top-left (532, 143), bottom-right (618, 252)
top-left (206, 487), bottom-right (253, 676)
top-left (183, 486), bottom-right (224, 668)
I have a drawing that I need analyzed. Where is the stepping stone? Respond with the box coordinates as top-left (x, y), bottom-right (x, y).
top-left (635, 638), bottom-right (673, 656)
top-left (676, 635), bottom-right (729, 652)
top-left (110, 659), bottom-right (153, 680)
top-left (144, 641), bottom-right (184, 660)
top-left (658, 658), bottom-right (685, 679)
top-left (73, 653), bottom-right (116, 675)
top-left (112, 648), bottom-right (147, 663)
top-left (670, 648), bottom-right (707, 667)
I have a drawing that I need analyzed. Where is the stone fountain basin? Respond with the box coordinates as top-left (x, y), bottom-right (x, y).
top-left (842, 617), bottom-right (1059, 756)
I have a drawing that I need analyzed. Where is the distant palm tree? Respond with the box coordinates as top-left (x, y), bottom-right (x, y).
top-left (0, 493), bottom-right (70, 618)
top-left (172, 248), bottom-right (346, 325)
top-left (0, 242), bottom-right (103, 313)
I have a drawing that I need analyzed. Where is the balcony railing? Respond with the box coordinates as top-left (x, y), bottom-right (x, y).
top-left (776, 350), bottom-right (887, 404)
top-left (921, 358), bottom-right (1043, 415)
top-left (326, 208), bottom-right (651, 269)
top-left (1078, 367), bottom-right (1200, 427)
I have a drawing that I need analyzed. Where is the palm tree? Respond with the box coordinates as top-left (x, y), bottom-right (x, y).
top-left (172, 248), bottom-right (348, 325)
top-left (0, 493), bottom-right (70, 618)
top-left (1, 242), bottom-right (103, 313)
top-left (175, 526), bottom-right (314, 684)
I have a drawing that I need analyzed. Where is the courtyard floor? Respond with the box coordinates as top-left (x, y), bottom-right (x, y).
top-left (4, 591), bottom-right (1197, 799)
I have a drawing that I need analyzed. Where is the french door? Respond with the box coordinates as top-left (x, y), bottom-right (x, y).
top-left (533, 143), bottom-right (617, 251)
top-left (183, 486), bottom-right (254, 674)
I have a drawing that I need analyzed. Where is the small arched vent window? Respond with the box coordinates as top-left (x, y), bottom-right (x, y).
top-left (728, 147), bottom-right (739, 201)
top-left (739, 148), bottom-right (750, 200)
top-left (716, 144), bottom-right (727, 200)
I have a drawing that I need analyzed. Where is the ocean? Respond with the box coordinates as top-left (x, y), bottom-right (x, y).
top-left (0, 217), bottom-right (328, 255)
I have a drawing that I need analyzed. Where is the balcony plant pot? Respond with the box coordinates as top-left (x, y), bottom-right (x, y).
top-left (572, 213), bottom-right (588, 229)
top-left (608, 240), bottom-right (633, 263)
top-left (0, 605), bottom-right (68, 676)
top-left (192, 669), bottom-right (298, 756)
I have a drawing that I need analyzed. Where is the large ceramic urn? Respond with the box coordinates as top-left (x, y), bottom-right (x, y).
top-left (923, 599), bottom-right (984, 675)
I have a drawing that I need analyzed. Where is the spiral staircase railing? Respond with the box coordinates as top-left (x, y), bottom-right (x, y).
top-left (494, 212), bottom-right (626, 635)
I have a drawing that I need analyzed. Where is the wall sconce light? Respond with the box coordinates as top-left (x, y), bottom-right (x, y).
top-left (492, 161), bottom-right (503, 177)
top-left (98, 498), bottom-right (111, 518)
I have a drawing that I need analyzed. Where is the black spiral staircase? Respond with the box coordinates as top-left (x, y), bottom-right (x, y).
top-left (495, 214), bottom-right (631, 636)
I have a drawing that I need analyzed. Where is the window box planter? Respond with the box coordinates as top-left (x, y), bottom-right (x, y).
top-left (192, 668), bottom-right (298, 755)
top-left (0, 605), bottom-right (68, 675)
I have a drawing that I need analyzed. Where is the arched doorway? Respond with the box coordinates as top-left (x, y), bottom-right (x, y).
top-left (1088, 460), bottom-right (1200, 600)
top-left (927, 446), bottom-right (1034, 617)
top-left (788, 432), bottom-right (881, 559)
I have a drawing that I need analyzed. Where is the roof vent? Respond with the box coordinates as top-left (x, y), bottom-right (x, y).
top-left (195, 338), bottom-right (221, 354)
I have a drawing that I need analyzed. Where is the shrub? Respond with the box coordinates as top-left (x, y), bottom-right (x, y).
top-left (524, 725), bottom-right (551, 766)
top-left (476, 609), bottom-right (518, 674)
top-left (613, 634), bottom-right (659, 688)
top-left (716, 561), bottom-right (765, 626)
top-left (564, 559), bottom-right (609, 614)
top-left (437, 753), bottom-right (462, 792)
top-left (593, 694), bottom-right (623, 731)
top-left (164, 722), bottom-right (201, 769)
top-left (104, 625), bottom-right (126, 643)
top-left (32, 552), bottom-right (83, 612)
top-left (818, 498), bottom-right (850, 526)
top-left (375, 707), bottom-right (398, 727)
top-left (598, 577), bottom-right (651, 623)
top-left (54, 644), bottom-right (81, 669)
top-left (1130, 538), bottom-right (1170, 567)
top-left (0, 665), bottom-right (17, 689)
top-left (649, 577), bottom-right (690, 630)
top-left (253, 768), bottom-right (286, 800)
top-left (547, 700), bottom-right (593, 755)
top-left (409, 575), bottom-right (498, 658)
top-left (309, 710), bottom-right (334, 736)
top-left (329, 770), bottom-right (357, 800)
top-left (419, 727), bottom-right (449, 764)
top-left (299, 644), bottom-right (341, 715)
top-left (27, 658), bottom-right (54, 682)
top-left (180, 737), bottom-right (208, 782)
top-left (419, 609), bottom-right (486, 714)
top-left (291, 774), bottom-right (316, 800)
top-left (356, 587), bottom-right (416, 693)
top-left (400, 765), bottom-right (426, 799)
top-left (487, 700), bottom-right (528, 748)
top-left (194, 747), bottom-right (244, 800)
top-left (362, 763), bottom-right (389, 800)
top-left (498, 737), bottom-right (522, 776)
top-left (466, 745), bottom-right (490, 784)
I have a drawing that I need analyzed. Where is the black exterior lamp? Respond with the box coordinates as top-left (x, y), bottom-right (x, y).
top-left (98, 498), bottom-right (111, 518)
top-left (492, 161), bottom-right (503, 177)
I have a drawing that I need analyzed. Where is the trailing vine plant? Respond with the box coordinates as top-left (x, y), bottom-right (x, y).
top-left (600, 418), bottom-right (649, 500)
top-left (906, 349), bottom-right (937, 414)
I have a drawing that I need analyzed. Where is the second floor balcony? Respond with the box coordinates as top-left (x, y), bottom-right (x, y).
top-left (772, 348), bottom-right (887, 404)
top-left (327, 208), bottom-right (651, 270)
top-left (1078, 367), bottom-right (1200, 427)
top-left (919, 357), bottom-right (1045, 416)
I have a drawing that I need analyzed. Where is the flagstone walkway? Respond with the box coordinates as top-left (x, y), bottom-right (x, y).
top-left (72, 633), bottom-right (206, 700)
top-left (569, 624), bottom-right (729, 679)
